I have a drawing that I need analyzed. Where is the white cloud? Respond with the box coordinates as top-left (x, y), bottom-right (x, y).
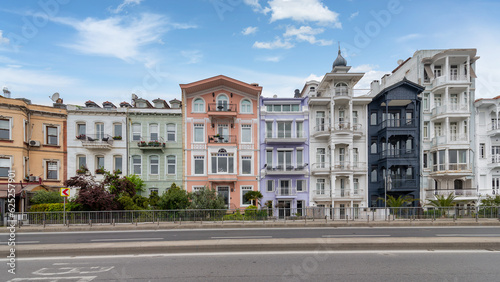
top-left (305, 73), bottom-right (324, 82)
top-left (0, 30), bottom-right (10, 45)
top-left (52, 14), bottom-right (194, 65)
top-left (351, 64), bottom-right (389, 91)
top-left (284, 25), bottom-right (333, 46)
top-left (243, 0), bottom-right (265, 12)
top-left (264, 0), bottom-right (341, 27)
top-left (253, 37), bottom-right (294, 49)
top-left (242, 26), bottom-right (258, 35)
top-left (349, 11), bottom-right (359, 20)
top-left (258, 56), bottom-right (282, 62)
top-left (396, 33), bottom-right (422, 43)
top-left (181, 50), bottom-right (203, 64)
top-left (110, 0), bottom-right (143, 14)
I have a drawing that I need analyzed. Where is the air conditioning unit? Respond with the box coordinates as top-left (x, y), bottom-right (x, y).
top-left (29, 176), bottom-right (40, 182)
top-left (29, 140), bottom-right (40, 147)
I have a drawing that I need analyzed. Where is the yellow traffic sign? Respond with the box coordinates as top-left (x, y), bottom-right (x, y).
top-left (60, 187), bottom-right (70, 197)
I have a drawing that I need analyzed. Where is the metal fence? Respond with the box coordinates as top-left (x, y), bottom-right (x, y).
top-left (6, 206), bottom-right (500, 226)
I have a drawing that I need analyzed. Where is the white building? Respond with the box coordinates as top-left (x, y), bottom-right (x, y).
top-left (474, 97), bottom-right (500, 200)
top-left (302, 50), bottom-right (371, 218)
top-left (379, 49), bottom-right (479, 206)
top-left (67, 100), bottom-right (128, 182)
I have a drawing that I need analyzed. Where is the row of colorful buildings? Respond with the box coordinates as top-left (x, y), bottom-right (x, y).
top-left (2, 48), bottom-right (497, 217)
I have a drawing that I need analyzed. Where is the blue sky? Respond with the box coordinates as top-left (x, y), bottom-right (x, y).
top-left (1, 0), bottom-right (500, 106)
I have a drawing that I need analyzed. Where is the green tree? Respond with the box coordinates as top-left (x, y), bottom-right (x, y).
top-left (244, 191), bottom-right (263, 206)
top-left (427, 193), bottom-right (457, 208)
top-left (189, 186), bottom-right (226, 209)
top-left (149, 190), bottom-right (160, 208)
top-left (125, 174), bottom-right (146, 193)
top-left (104, 171), bottom-right (137, 197)
top-left (157, 183), bottom-right (190, 210)
top-left (480, 195), bottom-right (500, 207)
top-left (30, 191), bottom-right (64, 205)
top-left (380, 195), bottom-right (417, 208)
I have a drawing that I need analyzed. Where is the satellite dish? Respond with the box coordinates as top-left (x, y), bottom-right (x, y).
top-left (397, 59), bottom-right (404, 65)
top-left (50, 92), bottom-right (60, 102)
top-left (131, 93), bottom-right (138, 100)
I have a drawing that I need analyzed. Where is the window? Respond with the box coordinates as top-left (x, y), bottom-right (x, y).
top-left (353, 178), bottom-right (359, 195)
top-left (194, 124), bottom-right (204, 142)
top-left (335, 82), bottom-right (348, 96)
top-left (434, 65), bottom-right (442, 77)
top-left (167, 155), bottom-right (176, 175)
top-left (278, 150), bottom-right (292, 170)
top-left (423, 153), bottom-right (428, 169)
top-left (241, 124), bottom-right (252, 143)
top-left (316, 179), bottom-right (325, 195)
top-left (277, 121), bottom-right (292, 138)
top-left (211, 152), bottom-right (234, 173)
top-left (267, 180), bottom-right (274, 192)
top-left (46, 161), bottom-right (58, 180)
top-left (132, 123), bottom-right (141, 141)
top-left (96, 156), bottom-right (104, 170)
top-left (23, 120), bottom-right (28, 142)
top-left (463, 120), bottom-right (468, 136)
top-left (296, 122), bottom-right (303, 138)
top-left (266, 105), bottom-right (272, 112)
top-left (434, 94), bottom-right (442, 107)
top-left (434, 123), bottom-right (442, 136)
top-left (193, 98), bottom-right (204, 112)
top-left (0, 157), bottom-right (11, 177)
top-left (149, 124), bottom-right (158, 141)
top-left (297, 180), bottom-right (305, 192)
top-left (114, 123), bottom-right (122, 138)
top-left (241, 186), bottom-right (252, 206)
top-left (114, 156), bottom-right (122, 173)
top-left (149, 188), bottom-right (159, 195)
top-left (193, 186), bottom-right (204, 193)
top-left (217, 95), bottom-right (229, 111)
top-left (0, 118), bottom-right (11, 139)
top-left (46, 126), bottom-right (58, 145)
top-left (241, 99), bottom-right (251, 113)
top-left (167, 124), bottom-right (176, 142)
top-left (492, 177), bottom-right (500, 194)
top-left (149, 155), bottom-right (159, 175)
top-left (266, 122), bottom-right (273, 138)
top-left (316, 148), bottom-right (326, 166)
top-left (266, 149), bottom-right (273, 168)
top-left (423, 122), bottom-right (429, 139)
top-left (371, 166), bottom-right (378, 182)
top-left (95, 123), bottom-right (104, 140)
top-left (273, 105), bottom-right (281, 112)
top-left (194, 156), bottom-right (204, 175)
top-left (242, 156), bottom-right (251, 174)
top-left (370, 112), bottom-right (377, 125)
top-left (371, 139), bottom-right (377, 154)
top-left (480, 143), bottom-right (485, 159)
top-left (217, 187), bottom-right (230, 207)
top-left (77, 155), bottom-right (86, 170)
top-left (132, 155), bottom-right (141, 174)
top-left (76, 123), bottom-right (86, 138)
top-left (292, 104), bottom-right (300, 111)
top-left (423, 93), bottom-right (429, 111)
top-left (296, 149), bottom-right (303, 167)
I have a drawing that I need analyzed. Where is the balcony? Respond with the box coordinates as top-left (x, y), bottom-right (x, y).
top-left (431, 104), bottom-right (469, 119)
top-left (432, 74), bottom-right (469, 88)
top-left (208, 135), bottom-right (237, 144)
top-left (265, 165), bottom-right (307, 175)
top-left (312, 125), bottom-right (331, 138)
top-left (489, 155), bottom-right (500, 167)
top-left (207, 103), bottom-right (237, 117)
top-left (333, 90), bottom-right (350, 101)
top-left (390, 177), bottom-right (417, 190)
top-left (313, 189), bottom-right (332, 200)
top-left (80, 134), bottom-right (114, 149)
top-left (488, 123), bottom-right (500, 136)
top-left (426, 188), bottom-right (477, 199)
top-left (308, 93), bottom-right (330, 105)
top-left (333, 189), bottom-right (363, 199)
top-left (379, 118), bottom-right (417, 131)
top-left (275, 187), bottom-right (297, 197)
top-left (379, 149), bottom-right (417, 160)
top-left (265, 132), bottom-right (307, 144)
top-left (311, 163), bottom-right (331, 175)
top-left (137, 137), bottom-right (165, 151)
top-left (431, 163), bottom-right (472, 176)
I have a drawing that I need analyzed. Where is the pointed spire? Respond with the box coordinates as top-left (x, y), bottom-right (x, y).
top-left (332, 42), bottom-right (347, 69)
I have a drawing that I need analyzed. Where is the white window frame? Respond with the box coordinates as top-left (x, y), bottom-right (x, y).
top-left (44, 159), bottom-right (59, 180)
top-left (241, 186), bottom-right (253, 206)
top-left (44, 124), bottom-right (60, 146)
top-left (95, 122), bottom-right (104, 140)
top-left (193, 123), bottom-right (204, 143)
top-left (194, 155), bottom-right (205, 175)
top-left (113, 123), bottom-right (122, 138)
top-left (149, 188), bottom-right (159, 196)
top-left (241, 124), bottom-right (252, 143)
top-left (149, 155), bottom-right (159, 175)
top-left (266, 179), bottom-right (274, 192)
top-left (0, 156), bottom-right (12, 178)
top-left (77, 155), bottom-right (86, 171)
top-left (241, 156), bottom-right (252, 175)
top-left (95, 155), bottom-right (105, 171)
top-left (296, 179), bottom-right (306, 192)
top-left (193, 97), bottom-right (205, 113)
top-left (240, 99), bottom-right (252, 114)
top-left (0, 117), bottom-right (12, 140)
top-left (132, 155), bottom-right (142, 175)
top-left (76, 122), bottom-right (86, 138)
top-left (132, 123), bottom-right (141, 141)
top-left (166, 123), bottom-right (176, 142)
top-left (211, 152), bottom-right (234, 174)
top-left (192, 186), bottom-right (205, 193)
top-left (114, 155), bottom-right (122, 173)
top-left (166, 155), bottom-right (176, 175)
top-left (149, 123), bottom-right (159, 141)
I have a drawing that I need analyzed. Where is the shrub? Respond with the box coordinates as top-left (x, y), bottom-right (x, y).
top-left (29, 203), bottom-right (65, 212)
top-left (30, 191), bottom-right (64, 205)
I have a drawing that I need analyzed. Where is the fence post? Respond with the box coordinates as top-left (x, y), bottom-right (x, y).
top-left (66, 220), bottom-right (70, 227)
top-left (89, 219), bottom-right (92, 227)
top-left (372, 210), bottom-right (375, 221)
top-left (367, 215), bottom-right (369, 223)
top-left (113, 218), bottom-right (115, 226)
top-left (43, 220), bottom-right (45, 228)
top-left (476, 213), bottom-right (478, 222)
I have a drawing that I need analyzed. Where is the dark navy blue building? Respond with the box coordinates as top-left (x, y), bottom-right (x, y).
top-left (368, 78), bottom-right (424, 207)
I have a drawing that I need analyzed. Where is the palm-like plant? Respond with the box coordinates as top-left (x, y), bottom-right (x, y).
top-left (427, 193), bottom-right (456, 207)
top-left (380, 195), bottom-right (416, 207)
top-left (244, 191), bottom-right (263, 206)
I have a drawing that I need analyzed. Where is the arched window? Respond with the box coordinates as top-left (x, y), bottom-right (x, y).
top-left (217, 94), bottom-right (229, 111)
top-left (335, 82), bottom-right (348, 96)
top-left (454, 179), bottom-right (463, 190)
top-left (193, 98), bottom-right (204, 112)
top-left (241, 99), bottom-right (251, 113)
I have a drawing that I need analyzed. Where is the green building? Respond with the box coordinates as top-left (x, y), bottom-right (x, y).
top-left (124, 97), bottom-right (183, 196)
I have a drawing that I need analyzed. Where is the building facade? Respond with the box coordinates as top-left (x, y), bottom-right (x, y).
top-left (67, 101), bottom-right (127, 182)
top-left (259, 92), bottom-right (309, 218)
top-left (303, 51), bottom-right (371, 218)
top-left (381, 49), bottom-right (479, 206)
top-left (474, 97), bottom-right (500, 200)
top-left (181, 75), bottom-right (261, 209)
top-left (127, 97), bottom-right (183, 196)
top-left (367, 79), bottom-right (424, 207)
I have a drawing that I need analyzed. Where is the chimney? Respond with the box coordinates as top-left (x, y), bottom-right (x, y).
top-left (294, 89), bottom-right (300, 98)
top-left (2, 87), bottom-right (11, 98)
top-left (370, 80), bottom-right (380, 95)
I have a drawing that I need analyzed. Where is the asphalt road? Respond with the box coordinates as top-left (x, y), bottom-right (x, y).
top-left (1, 226), bottom-right (499, 245)
top-left (3, 251), bottom-right (500, 281)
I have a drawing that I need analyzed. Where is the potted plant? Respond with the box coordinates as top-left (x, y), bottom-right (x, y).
top-left (113, 169), bottom-right (122, 174)
top-left (113, 136), bottom-right (122, 140)
top-left (162, 142), bottom-right (166, 147)
top-left (95, 167), bottom-right (105, 174)
top-left (138, 141), bottom-right (146, 147)
top-left (76, 134), bottom-right (86, 140)
top-left (76, 165), bottom-right (89, 175)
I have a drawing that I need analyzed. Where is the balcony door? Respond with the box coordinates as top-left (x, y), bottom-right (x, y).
top-left (278, 150), bottom-right (292, 170)
top-left (450, 122), bottom-right (458, 141)
top-left (217, 95), bottom-right (228, 111)
top-left (338, 147), bottom-right (346, 168)
top-left (450, 94), bottom-right (458, 110)
top-left (279, 180), bottom-right (290, 195)
top-left (450, 65), bottom-right (458, 80)
top-left (492, 146), bottom-right (500, 163)
top-left (277, 200), bottom-right (291, 219)
top-left (217, 124), bottom-right (229, 142)
top-left (316, 148), bottom-right (326, 168)
top-left (316, 111), bottom-right (325, 131)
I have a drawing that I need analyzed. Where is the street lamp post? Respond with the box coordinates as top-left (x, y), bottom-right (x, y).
top-left (384, 171), bottom-right (392, 220)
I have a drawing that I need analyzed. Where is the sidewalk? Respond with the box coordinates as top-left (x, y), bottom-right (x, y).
top-left (4, 218), bottom-right (500, 233)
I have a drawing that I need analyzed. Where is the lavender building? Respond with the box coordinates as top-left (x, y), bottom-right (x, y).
top-left (259, 91), bottom-right (309, 218)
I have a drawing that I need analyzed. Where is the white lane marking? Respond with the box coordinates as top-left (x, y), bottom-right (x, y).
top-left (322, 235), bottom-right (391, 238)
top-left (211, 236), bottom-right (272, 239)
top-left (0, 241), bottom-right (40, 244)
top-left (436, 234), bottom-right (500, 237)
top-left (7, 250), bottom-right (500, 261)
top-left (90, 238), bottom-right (163, 242)
top-left (7, 277), bottom-right (96, 281)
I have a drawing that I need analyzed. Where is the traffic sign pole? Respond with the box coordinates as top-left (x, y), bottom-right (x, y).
top-left (64, 196), bottom-right (66, 225)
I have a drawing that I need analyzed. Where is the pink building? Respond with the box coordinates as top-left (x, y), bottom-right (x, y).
top-left (181, 75), bottom-right (262, 209)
